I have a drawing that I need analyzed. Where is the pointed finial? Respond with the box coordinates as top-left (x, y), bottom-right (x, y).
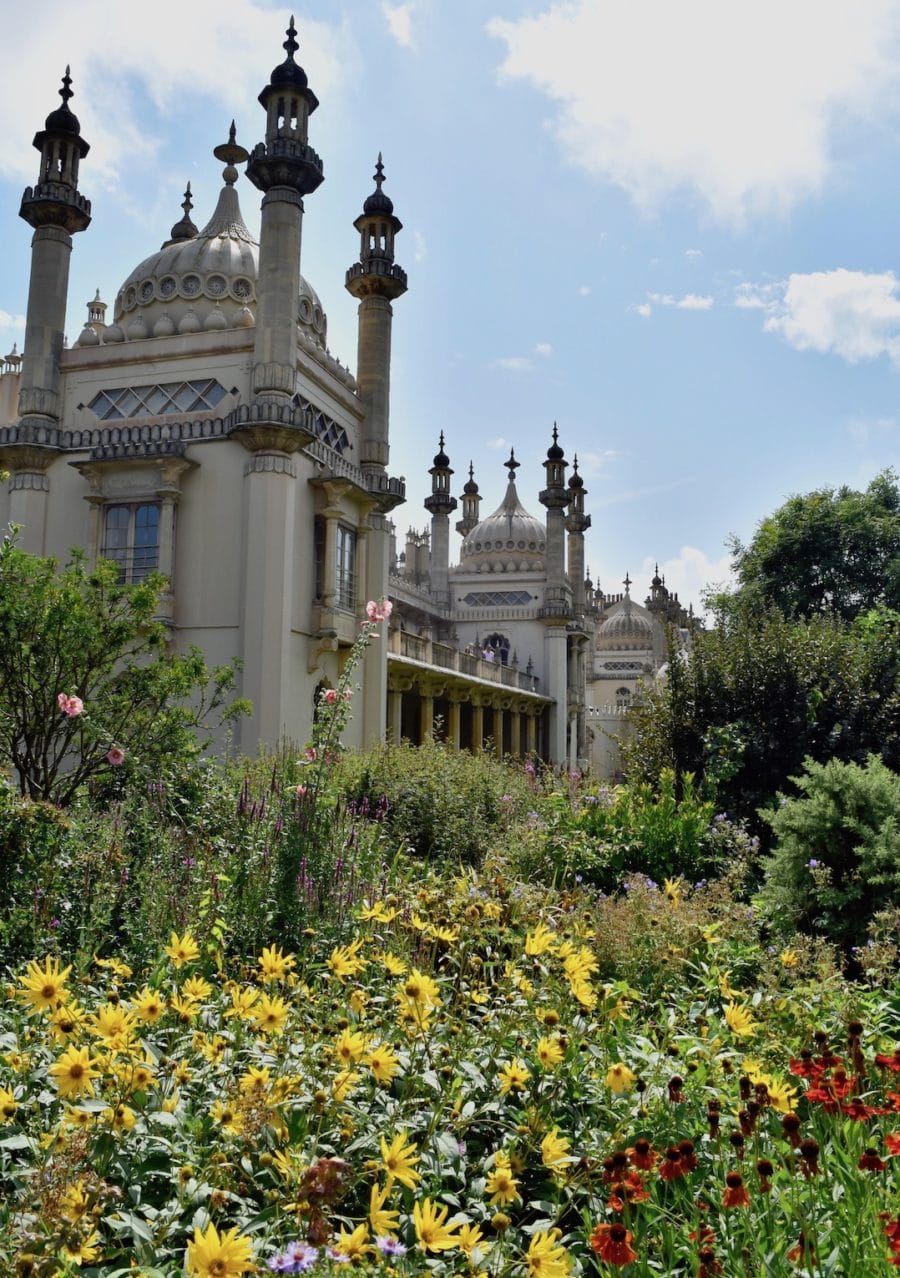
top-left (439, 430), bottom-right (445, 449)
top-left (469, 461), bottom-right (474, 481)
top-left (214, 122), bottom-right (249, 185)
top-left (623, 572), bottom-right (632, 593)
top-left (60, 66), bottom-right (73, 106)
top-left (374, 152), bottom-right (385, 188)
top-left (284, 15), bottom-right (299, 58)
top-left (505, 448), bottom-right (520, 475)
top-left (182, 182), bottom-right (193, 216)
top-left (552, 422), bottom-right (559, 446)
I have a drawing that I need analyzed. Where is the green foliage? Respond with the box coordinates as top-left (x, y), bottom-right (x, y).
top-left (760, 754), bottom-right (900, 950)
top-left (342, 737), bottom-right (527, 865)
top-left (726, 467), bottom-right (900, 621)
top-left (0, 533), bottom-right (247, 804)
top-left (514, 769), bottom-right (754, 891)
top-left (622, 604), bottom-right (900, 830)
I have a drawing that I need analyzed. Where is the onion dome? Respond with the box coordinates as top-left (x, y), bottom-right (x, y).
top-left (363, 153), bottom-right (394, 216)
top-left (597, 577), bottom-right (654, 650)
top-left (109, 126), bottom-right (327, 347)
top-left (433, 431), bottom-right (450, 468)
top-left (42, 67), bottom-right (84, 140)
top-left (547, 422), bottom-right (564, 461)
top-left (460, 450), bottom-right (547, 572)
top-left (463, 461), bottom-right (479, 495)
top-left (266, 15), bottom-right (315, 99)
top-left (568, 454), bottom-right (584, 489)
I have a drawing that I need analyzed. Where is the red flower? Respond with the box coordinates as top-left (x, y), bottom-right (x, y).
top-left (602, 1151), bottom-right (631, 1183)
top-left (886, 1133), bottom-right (900, 1156)
top-left (628, 1137), bottom-right (658, 1171)
top-left (722, 1170), bottom-right (750, 1208)
top-left (875, 1050), bottom-right (900, 1073)
top-left (658, 1147), bottom-right (686, 1181)
top-left (859, 1147), bottom-right (887, 1172)
top-left (608, 1171), bottom-right (650, 1211)
top-left (787, 1233), bottom-right (817, 1265)
top-left (678, 1139), bottom-right (698, 1172)
top-left (590, 1222), bottom-right (638, 1266)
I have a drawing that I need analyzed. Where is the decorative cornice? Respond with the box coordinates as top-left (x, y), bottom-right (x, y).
top-left (244, 450), bottom-right (297, 477)
top-left (8, 470), bottom-right (49, 492)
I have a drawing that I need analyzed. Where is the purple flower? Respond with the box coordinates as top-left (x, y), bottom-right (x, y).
top-left (807, 859), bottom-right (820, 869)
top-left (376, 1238), bottom-right (408, 1256)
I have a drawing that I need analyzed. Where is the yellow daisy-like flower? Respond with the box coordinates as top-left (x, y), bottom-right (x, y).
top-left (48, 1000), bottom-right (87, 1042)
top-left (103, 1102), bottom-right (137, 1132)
top-left (252, 993), bottom-right (289, 1036)
top-left (366, 1042), bottom-right (401, 1085)
top-left (17, 955), bottom-right (72, 1014)
top-left (369, 1181), bottom-right (400, 1236)
top-left (457, 1222), bottom-right (488, 1260)
top-left (724, 1001), bottom-right (756, 1038)
top-left (258, 944), bottom-right (296, 982)
top-left (541, 1128), bottom-right (573, 1174)
top-left (90, 1002), bottom-right (138, 1049)
top-left (485, 1153), bottom-right (521, 1206)
top-left (186, 1221), bottom-right (254, 1276)
top-left (413, 1197), bottom-right (459, 1252)
top-left (182, 974), bottom-right (214, 1001)
top-left (0, 1086), bottom-right (18, 1122)
top-left (780, 948), bottom-right (799, 969)
top-left (569, 979), bottom-right (597, 1010)
top-left (49, 1045), bottom-right (101, 1100)
top-left (375, 950), bottom-right (407, 977)
top-left (562, 946), bottom-right (598, 985)
top-left (61, 1228), bottom-right (102, 1266)
top-left (401, 968), bottom-right (441, 1007)
top-left (536, 1036), bottom-right (564, 1069)
top-left (169, 992), bottom-right (200, 1024)
top-left (94, 955), bottom-right (132, 979)
top-left (349, 988), bottom-right (368, 1017)
top-left (380, 1131), bottom-right (421, 1189)
top-left (766, 1078), bottom-right (799, 1114)
top-left (605, 1062), bottom-right (636, 1094)
top-left (525, 922), bottom-right (557, 956)
top-left (329, 939), bottom-right (366, 981)
top-left (428, 923), bottom-right (459, 945)
top-left (131, 986), bottom-right (165, 1024)
top-left (663, 877), bottom-right (683, 907)
top-left (498, 1059), bottom-right (530, 1095)
top-left (718, 973), bottom-right (741, 1000)
top-left (223, 985), bottom-right (260, 1020)
top-left (238, 1065), bottom-right (271, 1097)
top-left (359, 900), bottom-right (398, 923)
top-left (332, 1069), bottom-right (360, 1102)
top-left (334, 1026), bottom-right (368, 1065)
top-left (210, 1097), bottom-right (245, 1137)
top-left (59, 1181), bottom-right (90, 1223)
top-left (526, 1228), bottom-right (570, 1278)
top-left (165, 930), bottom-right (200, 968)
top-left (334, 1222), bottom-right (370, 1260)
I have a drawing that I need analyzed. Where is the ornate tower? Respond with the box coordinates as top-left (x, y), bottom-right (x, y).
top-left (345, 155), bottom-right (408, 474)
top-left (456, 462), bottom-right (481, 536)
top-left (539, 424), bottom-right (572, 764)
top-left (565, 455), bottom-right (591, 615)
top-left (424, 432), bottom-right (457, 605)
top-left (10, 67), bottom-right (91, 550)
top-left (246, 17), bottom-right (324, 409)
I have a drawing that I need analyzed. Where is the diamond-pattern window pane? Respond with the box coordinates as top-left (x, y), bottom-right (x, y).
top-left (88, 380), bottom-right (227, 420)
top-left (462, 590), bottom-right (532, 607)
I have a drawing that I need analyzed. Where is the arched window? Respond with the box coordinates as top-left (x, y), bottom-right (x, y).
top-left (615, 686), bottom-right (632, 710)
top-left (483, 633), bottom-right (511, 665)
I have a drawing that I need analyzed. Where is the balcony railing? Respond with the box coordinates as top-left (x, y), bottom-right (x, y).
top-left (392, 630), bottom-right (541, 694)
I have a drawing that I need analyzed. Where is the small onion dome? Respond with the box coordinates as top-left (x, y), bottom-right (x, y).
top-left (433, 431), bottom-right (450, 468)
top-left (153, 313), bottom-right (175, 338)
top-left (267, 16), bottom-right (312, 93)
top-left (463, 461), bottom-right (479, 495)
top-left (568, 456), bottom-right (584, 490)
top-left (547, 421), bottom-right (564, 460)
top-left (43, 67), bottom-right (83, 138)
top-left (103, 322), bottom-right (125, 343)
top-left (167, 183), bottom-right (198, 245)
top-left (76, 325), bottom-right (99, 347)
top-left (651, 561), bottom-right (663, 587)
top-left (363, 153), bottom-right (394, 216)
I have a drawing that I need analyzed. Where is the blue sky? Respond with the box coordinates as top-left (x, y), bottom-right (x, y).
top-left (2, 0), bottom-right (900, 612)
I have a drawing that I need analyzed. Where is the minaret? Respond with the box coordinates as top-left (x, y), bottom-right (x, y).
top-left (565, 455), bottom-right (591, 615)
top-left (345, 154), bottom-right (408, 474)
top-left (456, 462), bottom-right (481, 536)
top-left (424, 432), bottom-right (457, 605)
top-left (539, 424), bottom-right (570, 606)
top-left (17, 67), bottom-right (91, 434)
top-left (539, 424), bottom-right (572, 765)
top-left (246, 17), bottom-right (324, 409)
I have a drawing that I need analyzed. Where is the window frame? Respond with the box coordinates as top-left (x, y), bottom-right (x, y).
top-left (100, 501), bottom-right (162, 584)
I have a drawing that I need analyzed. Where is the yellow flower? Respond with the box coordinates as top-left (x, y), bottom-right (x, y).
top-left (48, 999), bottom-right (87, 1042)
top-left (170, 992), bottom-right (200, 1024)
top-left (569, 979), bottom-right (597, 1010)
top-left (525, 922), bottom-right (558, 956)
top-left (132, 986), bottom-right (165, 1024)
top-left (718, 973), bottom-right (741, 1000)
top-left (526, 1228), bottom-right (570, 1278)
top-left (186, 1221), bottom-right (254, 1276)
top-left (536, 1036), bottom-right (564, 1069)
top-left (485, 1153), bottom-right (521, 1206)
top-left (766, 1078), bottom-right (798, 1114)
top-left (413, 1197), bottom-right (459, 1252)
top-left (103, 1102), bottom-right (137, 1132)
top-left (428, 923), bottom-right (459, 944)
top-left (61, 1228), bottom-right (101, 1265)
top-left (210, 1097), bottom-right (245, 1136)
top-left (165, 930), bottom-right (200, 968)
top-left (223, 985), bottom-right (260, 1019)
top-left (238, 1065), bottom-right (271, 1097)
top-left (458, 1222), bottom-right (489, 1260)
top-left (562, 946), bottom-right (598, 985)
top-left (334, 1026), bottom-right (368, 1065)
top-left (498, 1059), bottom-right (530, 1095)
top-left (349, 988), bottom-right (368, 1017)
top-left (724, 1001), bottom-right (756, 1038)
top-left (376, 950), bottom-right (407, 976)
top-left (663, 877), bottom-right (683, 907)
top-left (18, 955), bottom-right (72, 1014)
top-left (359, 900), bottom-right (398, 923)
top-left (90, 1001), bottom-right (138, 1049)
top-left (366, 1042), bottom-right (401, 1085)
top-left (605, 1062), bottom-right (636, 1094)
top-left (182, 974), bottom-right (214, 1001)
top-left (252, 993), bottom-right (289, 1036)
top-left (95, 955), bottom-right (132, 979)
top-left (380, 1131), bottom-right (421, 1189)
top-left (0, 1086), bottom-right (18, 1121)
top-left (49, 1046), bottom-right (101, 1100)
top-left (259, 944), bottom-right (296, 981)
top-left (332, 1069), bottom-right (360, 1101)
top-left (329, 939), bottom-right (366, 980)
top-left (334, 1222), bottom-right (370, 1260)
top-left (369, 1181), bottom-right (400, 1236)
top-left (780, 948), bottom-right (799, 969)
top-left (401, 968), bottom-right (441, 1007)
top-left (59, 1181), bottom-right (90, 1222)
top-left (541, 1128), bottom-right (573, 1173)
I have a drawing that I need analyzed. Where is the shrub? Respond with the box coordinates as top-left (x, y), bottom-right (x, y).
top-left (760, 754), bottom-right (900, 950)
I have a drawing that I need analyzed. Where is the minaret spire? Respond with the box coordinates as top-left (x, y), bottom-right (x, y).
top-left (425, 432), bottom-right (457, 605)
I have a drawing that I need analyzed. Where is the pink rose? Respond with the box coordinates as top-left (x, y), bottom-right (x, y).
top-left (322, 688), bottom-right (338, 705)
top-left (106, 747), bottom-right (125, 766)
top-left (365, 598), bottom-right (393, 623)
top-left (57, 693), bottom-right (84, 717)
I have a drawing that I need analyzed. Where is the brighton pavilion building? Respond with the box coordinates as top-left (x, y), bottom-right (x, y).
top-left (0, 20), bottom-right (695, 776)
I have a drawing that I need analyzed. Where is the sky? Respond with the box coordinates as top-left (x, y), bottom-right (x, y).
top-left (2, 0), bottom-right (900, 614)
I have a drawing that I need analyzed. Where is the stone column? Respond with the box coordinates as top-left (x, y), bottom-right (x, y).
top-left (447, 694), bottom-right (462, 750)
top-left (526, 711), bottom-right (538, 756)
top-left (419, 687), bottom-right (434, 745)
top-left (471, 701), bottom-right (484, 753)
top-left (389, 689), bottom-right (403, 744)
top-left (545, 625), bottom-right (569, 764)
top-left (510, 708), bottom-right (521, 757)
top-left (7, 463), bottom-right (51, 554)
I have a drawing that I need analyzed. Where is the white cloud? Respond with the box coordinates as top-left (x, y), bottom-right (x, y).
top-left (646, 292), bottom-right (713, 311)
top-left (578, 284), bottom-right (591, 296)
top-left (412, 230), bottom-right (427, 262)
top-left (633, 302), bottom-right (653, 318)
top-left (734, 282), bottom-right (780, 310)
top-left (0, 310), bottom-right (26, 332)
top-left (576, 448), bottom-right (624, 479)
top-left (491, 356), bottom-right (533, 372)
top-left (765, 268), bottom-right (900, 363)
top-left (534, 341), bottom-right (553, 356)
top-left (488, 0), bottom-right (900, 224)
top-left (0, 4), bottom-right (346, 185)
top-left (640, 547), bottom-right (735, 617)
top-left (383, 2), bottom-right (416, 49)
top-left (685, 248), bottom-right (703, 260)
top-left (488, 436), bottom-right (507, 451)
top-left (847, 413), bottom-right (897, 446)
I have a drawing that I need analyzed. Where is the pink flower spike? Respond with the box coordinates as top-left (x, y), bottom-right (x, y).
top-left (106, 747), bottom-right (125, 767)
top-left (296, 784), bottom-right (308, 797)
top-left (322, 688), bottom-right (338, 705)
top-left (57, 692), bottom-right (69, 712)
top-left (342, 689), bottom-right (353, 701)
top-left (58, 694), bottom-right (84, 717)
top-left (366, 599), bottom-right (379, 621)
top-left (381, 600), bottom-right (393, 619)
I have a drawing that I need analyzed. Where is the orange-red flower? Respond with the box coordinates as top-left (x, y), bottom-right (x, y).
top-left (722, 1170), bottom-right (750, 1208)
top-left (886, 1133), bottom-right (900, 1156)
top-left (787, 1233), bottom-right (817, 1265)
top-left (658, 1146), bottom-right (687, 1181)
top-left (590, 1222), bottom-right (638, 1266)
top-left (875, 1049), bottom-right (900, 1073)
top-left (607, 1171), bottom-right (650, 1212)
top-left (628, 1137), bottom-right (658, 1171)
top-left (859, 1147), bottom-right (887, 1172)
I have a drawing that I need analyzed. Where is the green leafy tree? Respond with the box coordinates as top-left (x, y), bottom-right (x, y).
top-left (726, 469), bottom-right (900, 621)
top-left (0, 531), bottom-right (247, 804)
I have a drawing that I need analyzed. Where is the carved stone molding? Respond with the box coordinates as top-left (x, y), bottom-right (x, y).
top-left (233, 423), bottom-right (309, 454)
top-left (8, 470), bottom-right (49, 492)
top-left (244, 450), bottom-right (297, 478)
top-left (252, 361), bottom-right (297, 398)
top-left (18, 386), bottom-right (60, 420)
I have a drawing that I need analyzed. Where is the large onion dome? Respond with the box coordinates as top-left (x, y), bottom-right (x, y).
top-left (459, 451), bottom-right (546, 572)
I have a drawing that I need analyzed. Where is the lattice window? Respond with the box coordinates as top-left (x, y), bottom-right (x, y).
top-left (295, 395), bottom-right (350, 455)
top-left (89, 379), bottom-right (227, 420)
top-left (602, 661), bottom-right (645, 671)
top-left (101, 503), bottom-right (160, 583)
top-left (462, 590), bottom-right (532, 607)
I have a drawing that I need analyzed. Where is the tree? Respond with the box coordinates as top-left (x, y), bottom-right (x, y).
top-left (621, 602), bottom-right (900, 832)
top-left (726, 469), bottom-right (900, 622)
top-left (0, 532), bottom-right (247, 804)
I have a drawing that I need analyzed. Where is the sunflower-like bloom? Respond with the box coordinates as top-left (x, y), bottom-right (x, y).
top-left (412, 1197), bottom-right (459, 1252)
top-left (90, 1002), bottom-right (138, 1050)
top-left (590, 1222), bottom-right (638, 1266)
top-left (724, 1002), bottom-right (756, 1038)
top-left (334, 1027), bottom-right (368, 1065)
top-left (258, 944), bottom-right (296, 982)
top-left (329, 939), bottom-right (366, 981)
top-left (369, 1181), bottom-right (400, 1237)
top-left (165, 930), bottom-right (200, 968)
top-left (252, 993), bottom-right (289, 1036)
top-left (526, 1228), bottom-right (570, 1278)
top-left (366, 1042), bottom-right (401, 1085)
top-left (605, 1062), bottom-right (636, 1094)
top-left (0, 1086), bottom-right (18, 1122)
top-left (498, 1059), bottom-right (531, 1096)
top-left (537, 1036), bottom-right (564, 1068)
top-left (334, 1223), bottom-right (370, 1260)
top-left (380, 1131), bottom-right (421, 1189)
top-left (49, 1046), bottom-right (101, 1100)
top-left (485, 1153), bottom-right (521, 1206)
top-left (541, 1128), bottom-right (573, 1174)
top-left (186, 1221), bottom-right (254, 1276)
top-left (18, 956), bottom-right (72, 1014)
top-left (131, 986), bottom-right (165, 1024)
top-left (223, 985), bottom-right (260, 1020)
top-left (525, 923), bottom-right (557, 956)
